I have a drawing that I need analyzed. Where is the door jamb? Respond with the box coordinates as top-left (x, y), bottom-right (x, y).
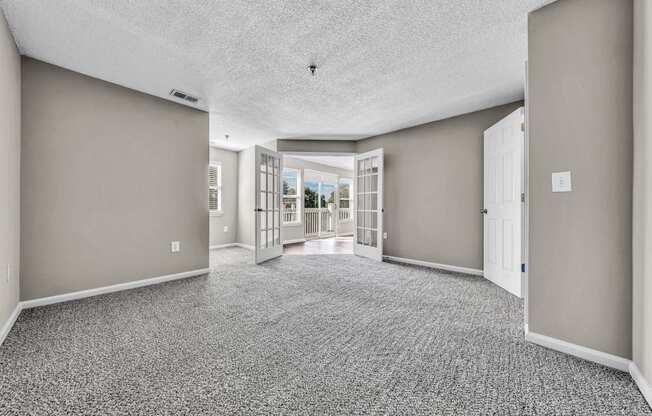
top-left (523, 61), bottom-right (530, 334)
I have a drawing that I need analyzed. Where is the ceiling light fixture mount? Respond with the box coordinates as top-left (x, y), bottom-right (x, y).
top-left (308, 64), bottom-right (317, 76)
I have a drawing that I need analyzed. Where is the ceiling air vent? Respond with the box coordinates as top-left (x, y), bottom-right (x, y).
top-left (169, 89), bottom-right (200, 104)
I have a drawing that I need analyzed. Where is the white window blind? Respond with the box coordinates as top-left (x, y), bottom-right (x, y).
top-left (209, 163), bottom-right (222, 213)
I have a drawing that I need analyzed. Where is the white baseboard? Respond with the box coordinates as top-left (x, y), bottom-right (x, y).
top-left (630, 362), bottom-right (652, 409)
top-left (525, 331), bottom-right (630, 372)
top-left (210, 243), bottom-right (237, 250)
top-left (283, 238), bottom-right (306, 245)
top-left (21, 268), bottom-right (211, 309)
top-left (234, 243), bottom-right (255, 250)
top-left (0, 303), bottom-right (22, 347)
top-left (383, 255), bottom-right (484, 277)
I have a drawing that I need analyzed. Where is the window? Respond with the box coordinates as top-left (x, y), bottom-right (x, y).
top-left (304, 180), bottom-right (319, 209)
top-left (209, 162), bottom-right (222, 215)
top-left (282, 167), bottom-right (300, 223)
top-left (339, 177), bottom-right (352, 221)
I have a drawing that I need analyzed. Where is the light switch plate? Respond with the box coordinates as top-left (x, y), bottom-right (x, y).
top-left (171, 241), bottom-right (181, 253)
top-left (552, 171), bottom-right (572, 193)
top-left (223, 226), bottom-right (229, 233)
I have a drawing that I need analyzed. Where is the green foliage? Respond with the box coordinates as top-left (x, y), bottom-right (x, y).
top-left (304, 187), bottom-right (319, 208)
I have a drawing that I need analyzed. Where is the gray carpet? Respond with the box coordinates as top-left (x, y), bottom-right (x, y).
top-left (0, 247), bottom-right (649, 415)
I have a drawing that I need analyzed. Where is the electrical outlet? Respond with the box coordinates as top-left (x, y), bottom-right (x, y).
top-left (171, 241), bottom-right (181, 253)
top-left (223, 226), bottom-right (229, 233)
top-left (383, 232), bottom-right (388, 240)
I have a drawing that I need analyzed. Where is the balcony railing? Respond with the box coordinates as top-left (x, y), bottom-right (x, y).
top-left (338, 207), bottom-right (351, 221)
top-left (283, 210), bottom-right (298, 223)
top-left (304, 208), bottom-right (321, 238)
top-left (283, 208), bottom-right (352, 239)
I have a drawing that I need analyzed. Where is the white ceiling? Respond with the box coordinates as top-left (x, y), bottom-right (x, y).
top-left (290, 155), bottom-right (354, 171)
top-left (0, 0), bottom-right (554, 150)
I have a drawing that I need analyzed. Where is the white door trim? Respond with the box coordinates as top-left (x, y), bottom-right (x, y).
top-left (523, 61), bottom-right (530, 334)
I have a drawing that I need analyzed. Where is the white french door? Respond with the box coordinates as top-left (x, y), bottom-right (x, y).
top-left (255, 145), bottom-right (283, 264)
top-left (354, 149), bottom-right (383, 261)
top-left (483, 108), bottom-right (524, 297)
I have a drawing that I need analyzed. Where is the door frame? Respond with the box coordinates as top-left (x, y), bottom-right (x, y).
top-left (523, 61), bottom-right (530, 334)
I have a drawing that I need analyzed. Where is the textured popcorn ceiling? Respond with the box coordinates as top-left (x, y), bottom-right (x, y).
top-left (0, 0), bottom-right (553, 150)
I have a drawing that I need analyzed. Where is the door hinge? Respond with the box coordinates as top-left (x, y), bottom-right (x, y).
top-left (521, 122), bottom-right (525, 132)
top-left (521, 263), bottom-right (526, 273)
top-left (521, 193), bottom-right (525, 203)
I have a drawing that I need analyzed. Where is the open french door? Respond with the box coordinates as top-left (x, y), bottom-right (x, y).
top-left (483, 108), bottom-right (524, 297)
top-left (354, 149), bottom-right (383, 261)
top-left (254, 145), bottom-right (283, 264)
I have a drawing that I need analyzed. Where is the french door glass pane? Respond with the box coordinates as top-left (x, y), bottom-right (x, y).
top-left (355, 155), bottom-right (381, 248)
top-left (369, 174), bottom-right (378, 192)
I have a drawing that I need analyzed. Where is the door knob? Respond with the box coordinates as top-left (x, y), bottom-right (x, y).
top-left (480, 209), bottom-right (488, 214)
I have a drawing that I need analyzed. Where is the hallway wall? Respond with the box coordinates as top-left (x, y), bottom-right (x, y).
top-left (0, 11), bottom-right (21, 335)
top-left (633, 0), bottom-right (652, 404)
top-left (527, 0), bottom-right (633, 358)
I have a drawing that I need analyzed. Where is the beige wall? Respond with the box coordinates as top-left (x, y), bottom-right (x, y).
top-left (0, 12), bottom-right (20, 328)
top-left (21, 58), bottom-right (209, 300)
top-left (528, 0), bottom-right (633, 358)
top-left (634, 0), bottom-right (652, 389)
top-left (236, 147), bottom-right (255, 247)
top-left (210, 147), bottom-right (238, 247)
top-left (357, 102), bottom-right (523, 270)
top-left (277, 139), bottom-right (356, 154)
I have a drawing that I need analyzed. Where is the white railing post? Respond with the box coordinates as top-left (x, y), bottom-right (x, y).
top-left (303, 208), bottom-right (351, 239)
top-left (304, 208), bottom-right (319, 239)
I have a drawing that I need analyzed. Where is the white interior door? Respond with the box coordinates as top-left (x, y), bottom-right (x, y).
top-left (354, 149), bottom-right (383, 261)
top-left (255, 145), bottom-right (283, 264)
top-left (483, 108), bottom-right (524, 297)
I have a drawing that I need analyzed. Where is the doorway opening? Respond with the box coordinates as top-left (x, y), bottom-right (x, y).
top-left (280, 153), bottom-right (355, 256)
